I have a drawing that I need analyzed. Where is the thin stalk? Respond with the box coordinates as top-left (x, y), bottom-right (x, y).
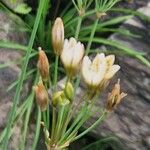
top-left (42, 112), bottom-right (47, 127)
top-left (61, 92), bottom-right (88, 136)
top-left (53, 56), bottom-right (59, 91)
top-left (58, 102), bottom-right (88, 144)
top-left (75, 16), bottom-right (82, 40)
top-left (51, 107), bottom-right (57, 142)
top-left (20, 93), bottom-right (34, 150)
top-left (47, 104), bottom-right (50, 130)
top-left (32, 107), bottom-right (42, 150)
top-left (86, 18), bottom-right (99, 54)
top-left (73, 110), bottom-right (107, 141)
top-left (2, 0), bottom-right (45, 148)
top-left (55, 106), bottom-right (65, 141)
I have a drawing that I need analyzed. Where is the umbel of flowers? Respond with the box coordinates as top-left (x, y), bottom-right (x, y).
top-left (34, 17), bottom-right (127, 150)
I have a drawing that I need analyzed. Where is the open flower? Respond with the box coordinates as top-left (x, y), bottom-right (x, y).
top-left (106, 79), bottom-right (127, 111)
top-left (81, 53), bottom-right (106, 88)
top-left (52, 17), bottom-right (64, 56)
top-left (33, 78), bottom-right (49, 111)
top-left (61, 37), bottom-right (84, 77)
top-left (37, 47), bottom-right (50, 82)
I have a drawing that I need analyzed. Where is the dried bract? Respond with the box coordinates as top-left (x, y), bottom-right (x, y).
top-left (37, 48), bottom-right (50, 82)
top-left (33, 79), bottom-right (49, 111)
top-left (106, 79), bottom-right (127, 111)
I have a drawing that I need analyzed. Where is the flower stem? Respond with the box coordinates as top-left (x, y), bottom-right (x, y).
top-left (55, 106), bottom-right (65, 141)
top-left (53, 55), bottom-right (59, 91)
top-left (73, 110), bottom-right (107, 141)
top-left (75, 16), bottom-right (82, 40)
top-left (51, 107), bottom-right (57, 142)
top-left (32, 107), bottom-right (42, 150)
top-left (86, 18), bottom-right (99, 55)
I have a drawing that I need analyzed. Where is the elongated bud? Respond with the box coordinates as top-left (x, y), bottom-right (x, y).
top-left (106, 79), bottom-right (127, 111)
top-left (37, 47), bottom-right (50, 82)
top-left (52, 17), bottom-right (64, 56)
top-left (63, 82), bottom-right (74, 101)
top-left (33, 78), bottom-right (49, 111)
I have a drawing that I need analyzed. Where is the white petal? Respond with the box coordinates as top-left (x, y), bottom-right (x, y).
top-left (81, 56), bottom-right (92, 85)
top-left (69, 37), bottom-right (77, 48)
top-left (61, 47), bottom-right (73, 67)
top-left (105, 55), bottom-right (115, 67)
top-left (105, 65), bottom-right (120, 79)
top-left (63, 39), bottom-right (69, 49)
top-left (72, 42), bottom-right (84, 67)
top-left (92, 63), bottom-right (106, 86)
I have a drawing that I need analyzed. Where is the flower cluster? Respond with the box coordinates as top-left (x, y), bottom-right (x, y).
top-left (33, 17), bottom-right (127, 150)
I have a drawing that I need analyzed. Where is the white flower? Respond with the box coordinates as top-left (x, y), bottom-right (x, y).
top-left (61, 37), bottom-right (84, 77)
top-left (81, 53), bottom-right (106, 88)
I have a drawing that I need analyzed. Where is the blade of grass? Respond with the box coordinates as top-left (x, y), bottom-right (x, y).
top-left (81, 37), bottom-right (150, 67)
top-left (2, 0), bottom-right (46, 149)
top-left (111, 8), bottom-right (150, 22)
top-left (31, 106), bottom-right (42, 150)
top-left (0, 41), bottom-right (28, 51)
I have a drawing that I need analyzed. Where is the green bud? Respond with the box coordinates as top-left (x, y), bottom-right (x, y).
top-left (58, 92), bottom-right (70, 105)
top-left (52, 91), bottom-right (70, 106)
top-left (52, 91), bottom-right (63, 107)
top-left (63, 82), bottom-right (74, 101)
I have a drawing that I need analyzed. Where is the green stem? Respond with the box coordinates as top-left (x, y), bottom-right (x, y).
top-left (58, 102), bottom-right (88, 145)
top-left (86, 18), bottom-right (99, 55)
top-left (75, 16), bottom-right (82, 40)
top-left (51, 107), bottom-right (57, 141)
top-left (55, 106), bottom-right (65, 141)
top-left (2, 0), bottom-right (45, 149)
top-left (42, 111), bottom-right (47, 126)
top-left (73, 110), bottom-right (107, 141)
top-left (47, 104), bottom-right (50, 130)
top-left (32, 107), bottom-right (42, 150)
top-left (53, 56), bottom-right (59, 91)
top-left (20, 93), bottom-right (34, 150)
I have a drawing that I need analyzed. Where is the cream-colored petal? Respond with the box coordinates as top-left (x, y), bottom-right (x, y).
top-left (69, 37), bottom-right (77, 48)
top-left (105, 55), bottom-right (115, 67)
top-left (61, 47), bottom-right (73, 68)
top-left (105, 65), bottom-right (120, 79)
top-left (81, 56), bottom-right (92, 85)
top-left (92, 62), bottom-right (106, 86)
top-left (91, 53), bottom-right (105, 71)
top-left (72, 42), bottom-right (84, 67)
top-left (63, 39), bottom-right (69, 49)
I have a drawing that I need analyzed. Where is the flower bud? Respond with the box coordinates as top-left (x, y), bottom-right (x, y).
top-left (33, 79), bottom-right (49, 111)
top-left (63, 82), bottom-right (74, 101)
top-left (106, 79), bottom-right (127, 111)
top-left (61, 37), bottom-right (84, 78)
top-left (37, 48), bottom-right (50, 82)
top-left (52, 17), bottom-right (64, 56)
top-left (52, 91), bottom-right (70, 106)
top-left (52, 91), bottom-right (63, 107)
